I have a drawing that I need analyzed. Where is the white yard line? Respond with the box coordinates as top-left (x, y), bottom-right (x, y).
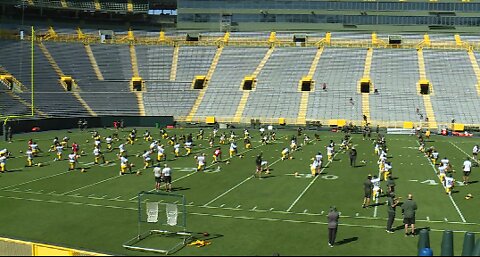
top-left (61, 175), bottom-right (121, 196)
top-left (286, 140), bottom-right (348, 212)
top-left (1, 194), bottom-right (477, 234)
top-left (450, 142), bottom-right (479, 165)
top-left (0, 171), bottom-right (71, 190)
top-left (416, 141), bottom-right (467, 223)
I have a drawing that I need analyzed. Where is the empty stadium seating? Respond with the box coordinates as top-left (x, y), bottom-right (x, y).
top-left (1, 31), bottom-right (480, 128)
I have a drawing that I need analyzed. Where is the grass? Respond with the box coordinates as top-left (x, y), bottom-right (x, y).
top-left (0, 126), bottom-right (478, 256)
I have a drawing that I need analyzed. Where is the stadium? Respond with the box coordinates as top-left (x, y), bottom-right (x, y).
top-left (0, 0), bottom-right (479, 256)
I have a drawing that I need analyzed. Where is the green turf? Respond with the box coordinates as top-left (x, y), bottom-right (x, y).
top-left (0, 127), bottom-right (478, 256)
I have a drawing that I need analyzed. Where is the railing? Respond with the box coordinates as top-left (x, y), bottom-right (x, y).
top-left (2, 28), bottom-right (480, 51)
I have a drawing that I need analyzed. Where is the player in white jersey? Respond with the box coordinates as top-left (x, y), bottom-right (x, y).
top-left (26, 149), bottom-right (34, 167)
top-left (61, 136), bottom-right (69, 148)
top-left (371, 175), bottom-right (382, 201)
top-left (30, 142), bottom-right (40, 157)
top-left (55, 145), bottom-right (64, 161)
top-left (142, 150), bottom-right (152, 169)
top-left (118, 143), bottom-right (126, 157)
top-left (154, 167), bottom-right (163, 191)
top-left (326, 145), bottom-right (334, 161)
top-left (418, 142), bottom-right (425, 153)
top-left (244, 129), bottom-right (250, 139)
top-left (157, 145), bottom-right (166, 162)
top-left (290, 139), bottom-right (298, 151)
top-left (281, 147), bottom-right (290, 160)
top-left (219, 133), bottom-right (226, 145)
top-left (444, 174), bottom-right (455, 194)
top-left (438, 164), bottom-right (447, 182)
top-left (143, 130), bottom-right (152, 142)
top-left (0, 154), bottom-right (7, 173)
top-left (383, 162), bottom-right (392, 181)
top-left (120, 156), bottom-right (132, 175)
top-left (94, 138), bottom-right (101, 149)
top-left (463, 158), bottom-right (472, 185)
top-left (374, 143), bottom-right (380, 155)
top-left (310, 159), bottom-right (319, 177)
top-left (93, 147), bottom-right (105, 164)
top-left (149, 141), bottom-right (158, 151)
top-left (196, 154), bottom-right (206, 171)
top-left (315, 152), bottom-right (323, 169)
top-left (173, 143), bottom-right (181, 157)
top-left (440, 157), bottom-right (450, 170)
top-left (106, 136), bottom-right (113, 152)
top-left (161, 164), bottom-right (172, 192)
top-left (473, 145), bottom-right (479, 164)
top-left (229, 142), bottom-right (237, 158)
top-left (68, 152), bottom-right (77, 171)
top-left (431, 150), bottom-right (439, 165)
top-left (184, 141), bottom-right (192, 156)
top-left (213, 128), bottom-right (218, 138)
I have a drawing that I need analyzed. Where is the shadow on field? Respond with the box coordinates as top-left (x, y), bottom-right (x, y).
top-left (369, 202), bottom-right (386, 207)
top-left (5, 168), bottom-right (24, 173)
top-left (414, 227), bottom-right (430, 234)
top-left (258, 175), bottom-right (276, 179)
top-left (171, 187), bottom-right (190, 192)
top-left (335, 237), bottom-right (358, 246)
top-left (467, 180), bottom-right (478, 185)
top-left (189, 232), bottom-right (224, 241)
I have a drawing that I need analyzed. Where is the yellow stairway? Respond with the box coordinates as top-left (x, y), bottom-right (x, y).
top-left (296, 47), bottom-right (324, 125)
top-left (417, 49), bottom-right (437, 129)
top-left (232, 47), bottom-right (275, 123)
top-left (38, 42), bottom-right (97, 116)
top-left (186, 47), bottom-right (223, 122)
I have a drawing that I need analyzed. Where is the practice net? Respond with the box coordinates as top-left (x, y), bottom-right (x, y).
top-left (123, 191), bottom-right (191, 255)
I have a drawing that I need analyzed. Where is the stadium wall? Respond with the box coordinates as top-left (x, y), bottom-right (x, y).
top-left (0, 236), bottom-right (106, 256)
top-left (177, 0), bottom-right (480, 32)
top-left (0, 116), bottom-right (175, 135)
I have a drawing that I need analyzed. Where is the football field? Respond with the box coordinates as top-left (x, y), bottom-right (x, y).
top-left (0, 126), bottom-right (478, 256)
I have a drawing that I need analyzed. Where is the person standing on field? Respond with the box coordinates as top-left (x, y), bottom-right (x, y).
top-left (401, 193), bottom-right (418, 237)
top-left (327, 206), bottom-right (339, 247)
